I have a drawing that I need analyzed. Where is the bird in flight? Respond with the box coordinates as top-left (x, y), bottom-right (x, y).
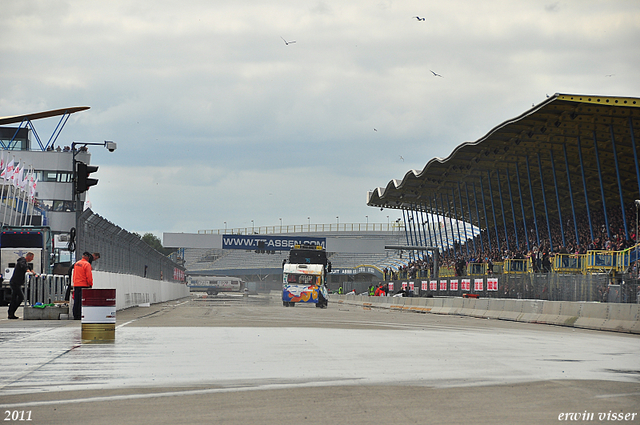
top-left (399, 155), bottom-right (405, 161)
top-left (430, 70), bottom-right (443, 77)
top-left (280, 37), bottom-right (296, 45)
top-left (413, 16), bottom-right (426, 21)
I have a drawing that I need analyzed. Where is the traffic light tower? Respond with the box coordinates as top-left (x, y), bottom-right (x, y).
top-left (71, 141), bottom-right (117, 253)
top-left (76, 161), bottom-right (99, 193)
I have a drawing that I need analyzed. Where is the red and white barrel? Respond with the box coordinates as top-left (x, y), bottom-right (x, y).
top-left (81, 289), bottom-right (116, 341)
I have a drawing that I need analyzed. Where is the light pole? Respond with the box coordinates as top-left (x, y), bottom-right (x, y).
top-left (224, 222), bottom-right (227, 233)
top-left (71, 140), bottom-right (116, 254)
top-left (251, 220), bottom-right (254, 234)
top-left (307, 216), bottom-right (310, 231)
top-left (279, 218), bottom-right (282, 233)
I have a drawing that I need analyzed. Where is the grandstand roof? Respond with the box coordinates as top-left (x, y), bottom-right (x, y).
top-left (368, 93), bottom-right (640, 228)
top-left (0, 106), bottom-right (90, 126)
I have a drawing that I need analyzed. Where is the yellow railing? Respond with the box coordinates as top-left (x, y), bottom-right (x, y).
top-left (504, 258), bottom-right (531, 274)
top-left (552, 254), bottom-right (583, 274)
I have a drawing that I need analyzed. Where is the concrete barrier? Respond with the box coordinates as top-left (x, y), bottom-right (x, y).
top-left (483, 299), bottom-right (506, 320)
top-left (602, 303), bottom-right (640, 333)
top-left (519, 300), bottom-right (544, 323)
top-left (328, 294), bottom-right (639, 334)
top-left (536, 301), bottom-right (563, 325)
top-left (498, 299), bottom-right (522, 322)
top-left (574, 302), bottom-right (608, 331)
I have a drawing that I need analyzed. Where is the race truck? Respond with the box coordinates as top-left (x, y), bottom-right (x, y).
top-left (0, 226), bottom-right (52, 306)
top-left (282, 244), bottom-right (331, 308)
top-left (187, 275), bottom-right (245, 295)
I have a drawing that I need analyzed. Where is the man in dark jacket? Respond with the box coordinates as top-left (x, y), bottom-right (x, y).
top-left (8, 252), bottom-right (37, 319)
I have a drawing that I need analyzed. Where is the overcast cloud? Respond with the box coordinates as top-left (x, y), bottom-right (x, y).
top-left (1, 0), bottom-right (639, 236)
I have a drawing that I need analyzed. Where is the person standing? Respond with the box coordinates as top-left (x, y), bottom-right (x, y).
top-left (8, 251), bottom-right (37, 320)
top-left (72, 252), bottom-right (94, 320)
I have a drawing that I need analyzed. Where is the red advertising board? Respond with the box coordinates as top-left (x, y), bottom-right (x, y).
top-left (461, 279), bottom-right (471, 291)
top-left (474, 279), bottom-right (484, 291)
top-left (487, 278), bottom-right (498, 291)
top-left (450, 279), bottom-right (459, 291)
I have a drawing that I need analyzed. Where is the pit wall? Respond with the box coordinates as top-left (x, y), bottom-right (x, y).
top-left (329, 294), bottom-right (640, 334)
top-left (92, 271), bottom-right (190, 311)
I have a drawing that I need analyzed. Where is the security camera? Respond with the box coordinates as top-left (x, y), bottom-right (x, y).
top-left (105, 141), bottom-right (117, 152)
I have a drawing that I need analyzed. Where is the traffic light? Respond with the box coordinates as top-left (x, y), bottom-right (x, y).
top-left (76, 161), bottom-right (99, 193)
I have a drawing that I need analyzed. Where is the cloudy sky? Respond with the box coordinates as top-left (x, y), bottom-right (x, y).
top-left (1, 0), bottom-right (639, 237)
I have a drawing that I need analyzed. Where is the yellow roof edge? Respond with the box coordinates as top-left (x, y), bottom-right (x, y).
top-left (556, 94), bottom-right (640, 107)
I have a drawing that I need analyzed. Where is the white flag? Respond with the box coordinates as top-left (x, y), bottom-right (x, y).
top-left (29, 174), bottom-right (38, 199)
top-left (1, 158), bottom-right (14, 181)
top-left (11, 162), bottom-right (22, 188)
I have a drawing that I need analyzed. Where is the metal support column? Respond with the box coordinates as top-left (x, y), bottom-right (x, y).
top-left (402, 209), bottom-right (413, 262)
top-left (549, 149), bottom-right (565, 247)
top-left (433, 196), bottom-right (445, 251)
top-left (479, 176), bottom-right (493, 252)
top-left (423, 202), bottom-right (435, 248)
top-left (457, 182), bottom-right (470, 256)
top-left (496, 169), bottom-right (509, 251)
top-left (629, 117), bottom-right (640, 199)
top-left (450, 191), bottom-right (462, 256)
top-left (487, 171), bottom-right (502, 250)
top-left (506, 167), bottom-right (520, 250)
top-left (473, 181), bottom-right (485, 254)
top-left (610, 125), bottom-right (629, 240)
top-left (515, 162), bottom-right (530, 251)
top-left (537, 153), bottom-right (554, 251)
top-left (593, 130), bottom-right (611, 239)
top-left (563, 144), bottom-right (580, 247)
top-left (465, 182), bottom-right (477, 253)
top-left (442, 192), bottom-right (456, 256)
top-left (577, 135), bottom-right (594, 242)
top-left (525, 155), bottom-right (541, 247)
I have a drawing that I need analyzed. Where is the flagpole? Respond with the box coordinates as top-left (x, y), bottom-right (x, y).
top-left (2, 156), bottom-right (15, 226)
top-left (9, 159), bottom-right (21, 226)
top-left (28, 174), bottom-right (37, 226)
top-left (19, 167), bottom-right (29, 226)
top-left (0, 151), bottom-right (5, 227)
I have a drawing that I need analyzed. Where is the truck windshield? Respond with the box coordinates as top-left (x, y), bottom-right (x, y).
top-left (288, 249), bottom-right (327, 265)
top-left (286, 274), bottom-right (317, 285)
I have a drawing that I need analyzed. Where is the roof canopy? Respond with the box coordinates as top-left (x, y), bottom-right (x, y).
top-left (0, 106), bottom-right (90, 151)
top-left (367, 93), bottom-right (640, 232)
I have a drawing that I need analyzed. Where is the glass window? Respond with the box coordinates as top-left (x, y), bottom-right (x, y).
top-left (44, 172), bottom-right (58, 182)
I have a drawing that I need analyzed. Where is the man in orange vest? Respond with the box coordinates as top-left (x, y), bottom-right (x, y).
top-left (72, 252), bottom-right (94, 320)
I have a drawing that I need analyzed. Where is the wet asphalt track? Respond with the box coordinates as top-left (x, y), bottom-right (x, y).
top-left (1, 293), bottom-right (639, 425)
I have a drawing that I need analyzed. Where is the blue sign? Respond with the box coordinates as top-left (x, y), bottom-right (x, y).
top-left (222, 235), bottom-right (326, 251)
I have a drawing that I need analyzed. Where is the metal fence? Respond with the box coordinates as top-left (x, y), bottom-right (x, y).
top-left (344, 273), bottom-right (639, 303)
top-left (26, 274), bottom-right (69, 305)
top-left (76, 209), bottom-right (184, 281)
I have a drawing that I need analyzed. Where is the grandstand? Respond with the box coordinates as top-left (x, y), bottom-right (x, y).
top-left (172, 93), bottom-right (639, 301)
